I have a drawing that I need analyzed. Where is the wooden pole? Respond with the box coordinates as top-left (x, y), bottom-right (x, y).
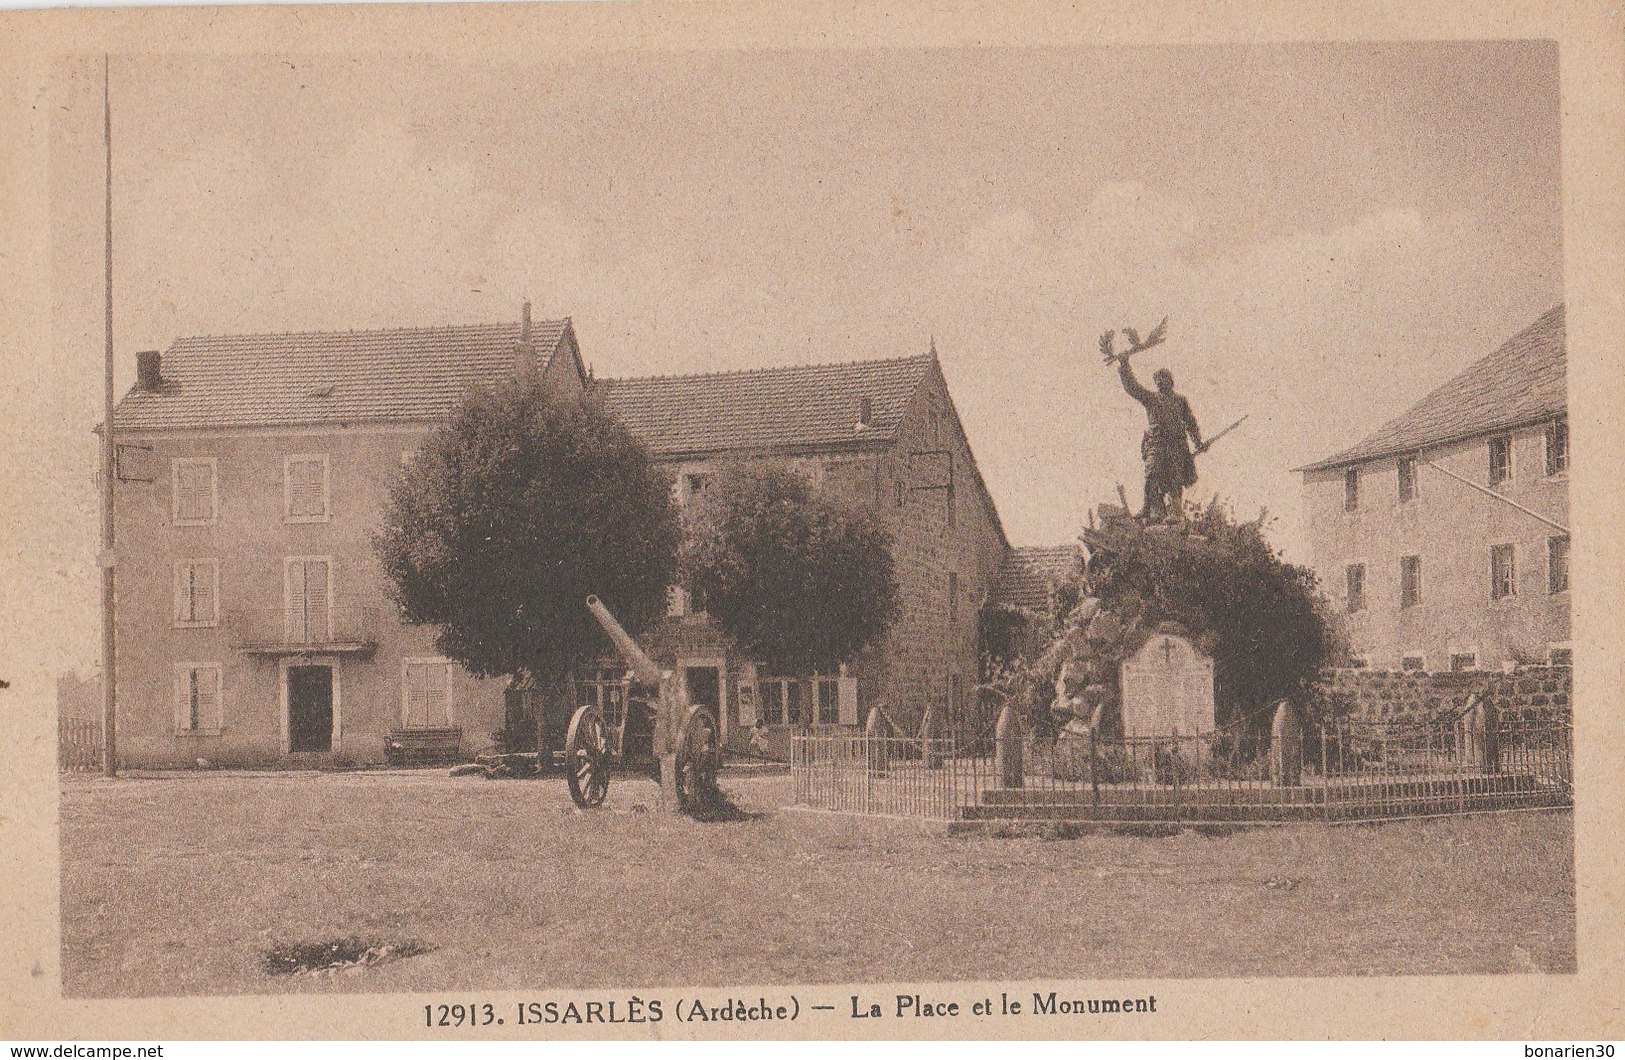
top-left (1420, 458), bottom-right (1569, 534)
top-left (100, 55), bottom-right (118, 778)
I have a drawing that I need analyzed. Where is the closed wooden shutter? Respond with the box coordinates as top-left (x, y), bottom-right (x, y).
top-left (837, 676), bottom-right (859, 726)
top-left (196, 667), bottom-right (221, 731)
top-left (175, 565), bottom-right (192, 624)
top-left (194, 563), bottom-right (216, 623)
top-left (304, 561), bottom-right (329, 639)
top-left (404, 661), bottom-right (451, 728)
top-left (287, 458), bottom-right (327, 519)
top-left (287, 560), bottom-right (330, 641)
top-left (175, 462), bottom-right (214, 522)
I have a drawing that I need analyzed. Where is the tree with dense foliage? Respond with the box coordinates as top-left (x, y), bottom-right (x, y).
top-left (374, 383), bottom-right (682, 683)
top-left (1079, 500), bottom-right (1345, 725)
top-left (683, 462), bottom-right (900, 675)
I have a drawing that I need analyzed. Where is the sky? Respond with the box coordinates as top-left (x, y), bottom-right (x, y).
top-left (26, 41), bottom-right (1563, 676)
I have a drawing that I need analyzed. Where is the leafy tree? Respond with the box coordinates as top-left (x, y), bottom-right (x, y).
top-left (683, 461), bottom-right (900, 675)
top-left (1080, 501), bottom-right (1345, 726)
top-left (374, 382), bottom-right (682, 683)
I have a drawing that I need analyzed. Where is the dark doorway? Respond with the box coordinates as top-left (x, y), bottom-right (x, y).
top-left (684, 666), bottom-right (721, 722)
top-left (287, 665), bottom-right (334, 752)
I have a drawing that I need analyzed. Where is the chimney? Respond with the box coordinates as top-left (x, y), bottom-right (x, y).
top-left (515, 299), bottom-right (539, 380)
top-left (135, 350), bottom-right (163, 390)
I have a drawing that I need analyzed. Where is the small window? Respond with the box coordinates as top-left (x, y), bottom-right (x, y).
top-left (402, 658), bottom-right (453, 729)
top-left (1449, 652), bottom-right (1479, 673)
top-left (894, 479), bottom-right (906, 508)
top-left (1399, 555), bottom-right (1422, 608)
top-left (175, 663), bottom-right (223, 734)
top-left (1397, 455), bottom-right (1417, 503)
top-left (1488, 435), bottom-right (1513, 486)
top-left (1548, 644), bottom-right (1573, 667)
top-left (759, 681), bottom-right (785, 726)
top-left (857, 397), bottom-right (873, 428)
top-left (1545, 419), bottom-right (1569, 477)
top-left (948, 572), bottom-right (960, 623)
top-left (1400, 654), bottom-right (1426, 672)
top-left (400, 450), bottom-right (417, 471)
top-left (172, 458), bottom-right (218, 525)
top-left (1345, 564), bottom-right (1366, 613)
top-left (816, 678), bottom-right (840, 725)
top-left (783, 680), bottom-right (804, 726)
top-left (1548, 535), bottom-right (1570, 594)
top-left (174, 560), bottom-right (219, 628)
top-left (1343, 468), bottom-right (1359, 512)
top-left (685, 473), bottom-right (709, 503)
top-left (284, 455), bottom-right (330, 522)
top-left (1490, 543), bottom-right (1517, 600)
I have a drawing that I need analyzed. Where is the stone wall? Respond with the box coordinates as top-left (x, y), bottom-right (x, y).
top-left (1315, 665), bottom-right (1571, 725)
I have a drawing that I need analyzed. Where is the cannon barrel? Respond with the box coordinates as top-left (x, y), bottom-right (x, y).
top-left (585, 595), bottom-right (664, 687)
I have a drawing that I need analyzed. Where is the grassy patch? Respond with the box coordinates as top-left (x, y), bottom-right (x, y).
top-left (59, 770), bottom-right (1575, 997)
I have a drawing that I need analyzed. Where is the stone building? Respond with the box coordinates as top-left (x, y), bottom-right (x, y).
top-left (102, 307), bottom-right (1012, 767)
top-left (1298, 306), bottom-right (1569, 672)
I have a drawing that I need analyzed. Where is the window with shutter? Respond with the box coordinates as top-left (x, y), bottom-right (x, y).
top-left (172, 459), bottom-right (218, 524)
top-left (285, 455), bottom-right (330, 522)
top-left (285, 558), bottom-right (332, 642)
top-left (402, 659), bottom-right (453, 729)
top-left (176, 664), bottom-right (223, 733)
top-left (816, 678), bottom-right (840, 725)
top-left (174, 560), bottom-right (219, 627)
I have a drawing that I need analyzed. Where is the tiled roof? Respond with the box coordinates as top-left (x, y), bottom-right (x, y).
top-left (592, 354), bottom-right (936, 457)
top-left (992, 545), bottom-right (1084, 611)
top-left (1299, 306), bottom-right (1566, 472)
top-left (111, 320), bottom-right (570, 432)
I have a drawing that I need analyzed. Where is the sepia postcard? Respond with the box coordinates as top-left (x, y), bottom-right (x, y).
top-left (1, 0), bottom-right (1622, 1043)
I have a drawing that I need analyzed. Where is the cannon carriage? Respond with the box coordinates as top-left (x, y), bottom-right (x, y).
top-left (563, 595), bottom-right (722, 813)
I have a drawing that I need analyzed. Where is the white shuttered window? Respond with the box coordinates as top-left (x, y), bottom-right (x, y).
top-left (284, 455), bottom-right (330, 522)
top-left (402, 659), bottom-right (453, 729)
top-left (175, 663), bottom-right (223, 733)
top-left (284, 558), bottom-right (332, 642)
top-left (172, 458), bottom-right (218, 524)
top-left (174, 560), bottom-right (219, 627)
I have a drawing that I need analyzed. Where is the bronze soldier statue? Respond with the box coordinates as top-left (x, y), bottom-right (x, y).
top-left (1116, 351), bottom-right (1206, 522)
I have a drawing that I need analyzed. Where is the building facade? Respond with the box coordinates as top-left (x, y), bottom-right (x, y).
top-left (104, 308), bottom-right (1012, 767)
top-left (1299, 306), bottom-right (1569, 672)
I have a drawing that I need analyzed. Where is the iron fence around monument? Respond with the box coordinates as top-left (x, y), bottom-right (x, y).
top-left (790, 713), bottom-right (1571, 824)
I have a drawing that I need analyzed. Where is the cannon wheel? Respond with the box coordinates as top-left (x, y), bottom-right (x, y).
top-left (674, 705), bottom-right (722, 812)
top-left (564, 704), bottom-right (610, 809)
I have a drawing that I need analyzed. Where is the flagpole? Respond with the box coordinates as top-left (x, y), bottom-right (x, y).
top-left (100, 54), bottom-right (118, 777)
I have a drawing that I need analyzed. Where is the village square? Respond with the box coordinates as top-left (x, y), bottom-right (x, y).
top-left (37, 43), bottom-right (1574, 996)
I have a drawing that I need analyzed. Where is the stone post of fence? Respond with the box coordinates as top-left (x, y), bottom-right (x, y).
top-left (865, 706), bottom-right (888, 778)
top-left (920, 702), bottom-right (943, 769)
top-left (995, 701), bottom-right (1023, 789)
top-left (1270, 699), bottom-right (1303, 787)
top-left (1467, 694), bottom-right (1501, 775)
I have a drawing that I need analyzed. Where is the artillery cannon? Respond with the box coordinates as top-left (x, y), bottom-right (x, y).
top-left (569, 594), bottom-right (721, 813)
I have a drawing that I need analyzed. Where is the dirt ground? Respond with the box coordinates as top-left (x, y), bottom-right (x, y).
top-left (58, 768), bottom-right (1576, 997)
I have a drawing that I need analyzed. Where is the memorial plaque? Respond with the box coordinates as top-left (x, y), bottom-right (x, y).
top-left (1119, 628), bottom-right (1216, 738)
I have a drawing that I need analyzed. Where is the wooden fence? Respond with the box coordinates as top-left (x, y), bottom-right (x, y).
top-left (58, 718), bottom-right (103, 772)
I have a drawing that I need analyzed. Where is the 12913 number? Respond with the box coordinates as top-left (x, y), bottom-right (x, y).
top-left (425, 1002), bottom-right (501, 1028)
